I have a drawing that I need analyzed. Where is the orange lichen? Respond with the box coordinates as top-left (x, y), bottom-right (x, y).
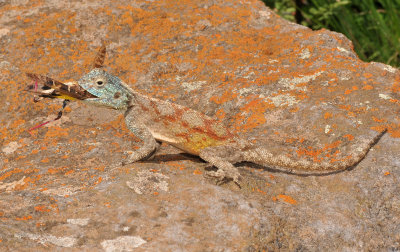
top-left (362, 85), bottom-right (373, 90)
top-left (296, 140), bottom-right (342, 162)
top-left (324, 140), bottom-right (342, 150)
top-left (10, 119), bottom-right (25, 128)
top-left (15, 155), bottom-right (26, 161)
top-left (44, 126), bottom-right (69, 138)
top-left (215, 108), bottom-right (227, 120)
top-left (236, 98), bottom-right (273, 131)
top-left (167, 162), bottom-right (185, 170)
top-left (256, 188), bottom-right (267, 195)
top-left (277, 194), bottom-right (297, 205)
top-left (324, 112), bottom-right (333, 119)
top-left (24, 168), bottom-right (39, 174)
top-left (50, 203), bottom-right (59, 213)
top-left (15, 215), bottom-right (33, 221)
top-left (34, 205), bottom-right (51, 212)
top-left (193, 169), bottom-right (202, 175)
top-left (343, 134), bottom-right (354, 141)
top-left (372, 116), bottom-right (386, 123)
top-left (0, 168), bottom-right (22, 181)
top-left (387, 124), bottom-right (400, 138)
top-left (91, 177), bottom-right (102, 186)
top-left (391, 80), bottom-right (400, 93)
top-left (370, 125), bottom-right (387, 132)
top-left (209, 90), bottom-right (237, 105)
top-left (296, 147), bottom-right (322, 162)
top-left (36, 222), bottom-right (45, 227)
top-left (285, 138), bottom-right (297, 144)
top-left (363, 72), bottom-right (373, 78)
top-left (347, 111), bottom-right (356, 117)
top-left (94, 166), bottom-right (105, 172)
top-left (344, 86), bottom-right (358, 95)
top-left (16, 175), bottom-right (41, 190)
top-left (47, 166), bottom-right (69, 174)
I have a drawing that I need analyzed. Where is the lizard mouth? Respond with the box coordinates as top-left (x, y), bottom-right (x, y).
top-left (25, 73), bottom-right (97, 100)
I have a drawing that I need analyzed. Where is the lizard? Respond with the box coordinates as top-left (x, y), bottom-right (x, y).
top-left (28, 44), bottom-right (387, 186)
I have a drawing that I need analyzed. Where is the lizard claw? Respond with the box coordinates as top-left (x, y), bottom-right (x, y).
top-left (233, 175), bottom-right (242, 189)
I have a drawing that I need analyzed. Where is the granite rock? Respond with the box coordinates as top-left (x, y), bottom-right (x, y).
top-left (0, 0), bottom-right (400, 250)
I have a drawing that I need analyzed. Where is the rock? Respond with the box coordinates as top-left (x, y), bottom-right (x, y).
top-left (0, 0), bottom-right (399, 250)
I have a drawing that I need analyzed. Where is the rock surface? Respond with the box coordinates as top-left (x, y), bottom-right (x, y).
top-left (1, 0), bottom-right (400, 250)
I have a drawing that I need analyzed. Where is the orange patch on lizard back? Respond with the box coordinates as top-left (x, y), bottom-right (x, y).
top-left (209, 120), bottom-right (228, 137)
top-left (181, 110), bottom-right (206, 128)
top-left (156, 103), bottom-right (183, 125)
top-left (156, 102), bottom-right (175, 116)
top-left (165, 107), bottom-right (233, 154)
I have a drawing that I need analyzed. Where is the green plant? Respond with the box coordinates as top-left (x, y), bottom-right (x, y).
top-left (263, 0), bottom-right (296, 22)
top-left (262, 0), bottom-right (400, 67)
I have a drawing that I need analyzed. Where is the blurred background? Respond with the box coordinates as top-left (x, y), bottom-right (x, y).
top-left (263, 0), bottom-right (400, 67)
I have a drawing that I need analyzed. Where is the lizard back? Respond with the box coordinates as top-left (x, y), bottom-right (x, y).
top-left (131, 93), bottom-right (236, 155)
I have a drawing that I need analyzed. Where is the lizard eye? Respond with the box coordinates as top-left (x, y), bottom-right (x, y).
top-left (95, 78), bottom-right (105, 87)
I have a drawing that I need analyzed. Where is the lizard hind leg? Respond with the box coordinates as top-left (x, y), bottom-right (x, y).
top-left (199, 145), bottom-right (243, 186)
top-left (143, 140), bottom-right (162, 161)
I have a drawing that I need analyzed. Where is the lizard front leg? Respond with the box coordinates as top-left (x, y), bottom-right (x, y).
top-left (123, 111), bottom-right (158, 164)
top-left (199, 145), bottom-right (242, 185)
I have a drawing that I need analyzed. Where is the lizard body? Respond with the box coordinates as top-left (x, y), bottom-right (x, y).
top-left (73, 45), bottom-right (386, 185)
top-left (82, 68), bottom-right (236, 156)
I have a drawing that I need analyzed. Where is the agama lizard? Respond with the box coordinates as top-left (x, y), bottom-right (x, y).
top-left (28, 45), bottom-right (387, 185)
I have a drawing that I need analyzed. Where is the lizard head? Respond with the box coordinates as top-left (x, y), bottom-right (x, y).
top-left (78, 68), bottom-right (131, 110)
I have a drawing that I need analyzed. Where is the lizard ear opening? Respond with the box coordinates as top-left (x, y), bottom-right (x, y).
top-left (93, 42), bottom-right (107, 69)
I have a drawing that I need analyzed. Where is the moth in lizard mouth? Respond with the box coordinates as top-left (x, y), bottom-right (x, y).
top-left (25, 72), bottom-right (96, 101)
top-left (25, 73), bottom-right (96, 131)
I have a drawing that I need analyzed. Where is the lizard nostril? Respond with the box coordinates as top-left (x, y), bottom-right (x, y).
top-left (96, 80), bottom-right (103, 85)
top-left (114, 92), bottom-right (121, 99)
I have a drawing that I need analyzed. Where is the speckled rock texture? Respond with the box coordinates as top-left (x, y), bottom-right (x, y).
top-left (1, 0), bottom-right (400, 251)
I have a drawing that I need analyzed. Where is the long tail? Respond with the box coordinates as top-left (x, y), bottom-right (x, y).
top-left (242, 130), bottom-right (387, 175)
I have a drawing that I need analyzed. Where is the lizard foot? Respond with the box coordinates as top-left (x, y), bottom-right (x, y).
top-left (205, 168), bottom-right (241, 188)
top-left (121, 151), bottom-right (140, 165)
top-left (122, 147), bottom-right (159, 165)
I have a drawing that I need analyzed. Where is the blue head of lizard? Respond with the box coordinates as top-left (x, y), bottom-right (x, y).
top-left (78, 68), bottom-right (131, 110)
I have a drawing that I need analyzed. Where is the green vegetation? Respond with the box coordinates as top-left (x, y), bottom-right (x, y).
top-left (262, 0), bottom-right (400, 67)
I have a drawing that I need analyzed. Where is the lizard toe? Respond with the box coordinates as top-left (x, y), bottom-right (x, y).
top-left (204, 169), bottom-right (226, 182)
top-left (232, 175), bottom-right (242, 188)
